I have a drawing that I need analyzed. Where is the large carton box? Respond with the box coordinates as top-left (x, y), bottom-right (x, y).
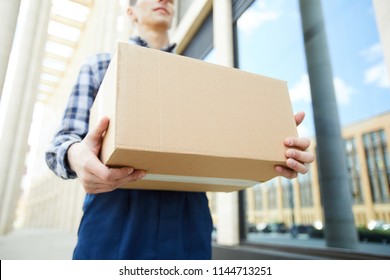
top-left (90, 42), bottom-right (298, 192)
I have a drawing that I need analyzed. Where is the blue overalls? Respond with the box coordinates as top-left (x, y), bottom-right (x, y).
top-left (73, 189), bottom-right (213, 259)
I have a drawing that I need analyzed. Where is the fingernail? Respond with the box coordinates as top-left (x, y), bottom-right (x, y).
top-left (286, 150), bottom-right (295, 157)
top-left (275, 166), bottom-right (283, 173)
top-left (138, 172), bottom-right (146, 180)
top-left (287, 158), bottom-right (296, 168)
top-left (286, 139), bottom-right (293, 146)
top-left (128, 168), bottom-right (134, 175)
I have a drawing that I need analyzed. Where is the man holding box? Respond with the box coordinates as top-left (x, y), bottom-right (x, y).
top-left (45, 0), bottom-right (314, 260)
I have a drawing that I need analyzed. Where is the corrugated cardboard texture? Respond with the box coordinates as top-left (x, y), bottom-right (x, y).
top-left (90, 42), bottom-right (298, 192)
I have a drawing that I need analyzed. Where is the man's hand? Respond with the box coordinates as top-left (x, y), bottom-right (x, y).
top-left (275, 111), bottom-right (315, 179)
top-left (67, 117), bottom-right (145, 194)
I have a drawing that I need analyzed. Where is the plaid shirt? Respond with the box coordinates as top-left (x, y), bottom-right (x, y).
top-left (45, 38), bottom-right (176, 179)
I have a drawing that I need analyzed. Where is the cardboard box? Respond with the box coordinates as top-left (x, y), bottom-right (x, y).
top-left (90, 42), bottom-right (298, 192)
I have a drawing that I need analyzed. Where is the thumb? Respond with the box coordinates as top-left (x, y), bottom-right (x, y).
top-left (85, 116), bottom-right (109, 149)
top-left (294, 111), bottom-right (305, 127)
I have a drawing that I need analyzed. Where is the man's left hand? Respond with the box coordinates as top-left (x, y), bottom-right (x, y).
top-left (275, 111), bottom-right (315, 179)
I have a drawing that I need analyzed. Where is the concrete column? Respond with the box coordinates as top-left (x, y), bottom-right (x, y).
top-left (0, 0), bottom-right (22, 99)
top-left (0, 0), bottom-right (51, 234)
top-left (213, 0), bottom-right (237, 246)
top-left (103, 1), bottom-right (120, 52)
top-left (93, 0), bottom-right (119, 53)
top-left (299, 0), bottom-right (359, 249)
top-left (213, 0), bottom-right (234, 68)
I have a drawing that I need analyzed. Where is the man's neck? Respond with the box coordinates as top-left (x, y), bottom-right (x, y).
top-left (137, 28), bottom-right (170, 50)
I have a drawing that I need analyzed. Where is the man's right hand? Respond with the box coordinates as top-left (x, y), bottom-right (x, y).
top-left (67, 116), bottom-right (145, 194)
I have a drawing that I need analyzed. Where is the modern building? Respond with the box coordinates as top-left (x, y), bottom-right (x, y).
top-left (243, 111), bottom-right (390, 229)
top-left (0, 0), bottom-right (389, 259)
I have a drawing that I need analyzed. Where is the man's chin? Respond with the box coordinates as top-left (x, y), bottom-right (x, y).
top-left (152, 20), bottom-right (172, 30)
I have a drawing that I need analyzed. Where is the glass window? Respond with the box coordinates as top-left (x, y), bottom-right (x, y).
top-left (345, 138), bottom-right (364, 204)
top-left (267, 179), bottom-right (278, 210)
top-left (182, 12), bottom-right (213, 59)
top-left (204, 49), bottom-right (216, 63)
top-left (235, 0), bottom-right (390, 249)
top-left (382, 130), bottom-right (390, 186)
top-left (281, 178), bottom-right (290, 209)
top-left (253, 184), bottom-right (263, 211)
top-left (364, 130), bottom-right (390, 203)
top-left (298, 167), bottom-right (313, 207)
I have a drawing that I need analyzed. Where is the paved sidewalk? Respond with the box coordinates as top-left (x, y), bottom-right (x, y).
top-left (247, 232), bottom-right (390, 258)
top-left (1, 229), bottom-right (389, 260)
top-left (0, 229), bottom-right (77, 260)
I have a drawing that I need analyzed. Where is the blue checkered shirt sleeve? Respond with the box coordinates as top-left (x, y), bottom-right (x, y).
top-left (45, 53), bottom-right (112, 179)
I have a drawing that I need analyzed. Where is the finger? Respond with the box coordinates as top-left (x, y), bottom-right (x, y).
top-left (294, 111), bottom-right (305, 127)
top-left (285, 158), bottom-right (308, 174)
top-left (275, 165), bottom-right (298, 179)
top-left (83, 154), bottom-right (141, 184)
top-left (83, 155), bottom-right (110, 178)
top-left (286, 149), bottom-right (315, 164)
top-left (85, 116), bottom-right (110, 147)
top-left (86, 170), bottom-right (147, 191)
top-left (127, 169), bottom-right (146, 181)
top-left (106, 167), bottom-right (135, 180)
top-left (115, 169), bottom-right (146, 187)
top-left (85, 187), bottom-right (117, 194)
top-left (81, 151), bottom-right (130, 180)
top-left (92, 166), bottom-right (136, 182)
top-left (94, 116), bottom-right (110, 138)
top-left (83, 180), bottom-right (120, 193)
top-left (284, 137), bottom-right (310, 150)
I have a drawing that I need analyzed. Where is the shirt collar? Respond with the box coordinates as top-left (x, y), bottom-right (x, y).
top-left (129, 36), bottom-right (176, 53)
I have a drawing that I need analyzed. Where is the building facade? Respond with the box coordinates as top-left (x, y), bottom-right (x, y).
top-left (244, 112), bottom-right (390, 230)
